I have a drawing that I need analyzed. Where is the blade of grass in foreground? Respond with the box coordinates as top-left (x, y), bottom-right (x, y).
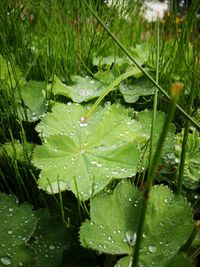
top-left (132, 82), bottom-right (183, 267)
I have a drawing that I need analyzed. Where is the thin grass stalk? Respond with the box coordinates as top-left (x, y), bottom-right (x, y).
top-left (86, 67), bottom-right (142, 118)
top-left (180, 222), bottom-right (199, 253)
top-left (148, 15), bottom-right (159, 166)
top-left (84, 1), bottom-right (200, 131)
top-left (176, 53), bottom-right (199, 195)
top-left (132, 83), bottom-right (183, 267)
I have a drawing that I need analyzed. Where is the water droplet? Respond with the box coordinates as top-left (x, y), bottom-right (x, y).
top-left (149, 245), bottom-right (157, 253)
top-left (124, 231), bottom-right (137, 246)
top-left (8, 208), bottom-right (13, 212)
top-left (49, 245), bottom-right (55, 251)
top-left (128, 198), bottom-right (132, 202)
top-left (0, 256), bottom-right (12, 266)
top-left (7, 230), bottom-right (12, 234)
top-left (80, 122), bottom-right (88, 127)
top-left (107, 236), bottom-right (112, 241)
top-left (142, 233), bottom-right (147, 238)
top-left (46, 180), bottom-right (67, 194)
top-left (96, 163), bottom-right (102, 167)
top-left (91, 160), bottom-right (97, 165)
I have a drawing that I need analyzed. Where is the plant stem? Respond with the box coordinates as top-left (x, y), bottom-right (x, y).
top-left (149, 15), bottom-right (159, 166)
top-left (176, 54), bottom-right (199, 195)
top-left (132, 83), bottom-right (183, 267)
top-left (180, 222), bottom-right (199, 253)
top-left (86, 67), bottom-right (142, 118)
top-left (84, 1), bottom-right (200, 131)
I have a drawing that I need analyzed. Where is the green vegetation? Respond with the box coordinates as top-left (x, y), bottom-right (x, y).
top-left (0, 0), bottom-right (200, 266)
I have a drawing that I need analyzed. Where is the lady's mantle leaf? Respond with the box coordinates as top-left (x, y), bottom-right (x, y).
top-left (119, 76), bottom-right (155, 103)
top-left (0, 193), bottom-right (37, 266)
top-left (80, 181), bottom-right (142, 255)
top-left (30, 210), bottom-right (71, 267)
top-left (33, 103), bottom-right (144, 200)
top-left (51, 75), bottom-right (107, 103)
top-left (163, 253), bottom-right (195, 267)
top-left (175, 130), bottom-right (200, 189)
top-left (135, 110), bottom-right (176, 164)
top-left (80, 181), bottom-right (194, 267)
top-left (16, 81), bottom-right (48, 122)
top-left (139, 185), bottom-right (194, 267)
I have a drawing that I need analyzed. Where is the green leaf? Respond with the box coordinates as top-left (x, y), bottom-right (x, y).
top-left (119, 76), bottom-right (155, 103)
top-left (114, 255), bottom-right (132, 267)
top-left (175, 131), bottom-right (200, 189)
top-left (80, 181), bottom-right (194, 267)
top-left (163, 253), bottom-right (195, 267)
top-left (33, 103), bottom-right (144, 200)
top-left (140, 185), bottom-right (194, 267)
top-left (16, 81), bottom-right (48, 122)
top-left (51, 75), bottom-right (108, 103)
top-left (92, 55), bottom-right (130, 71)
top-left (30, 210), bottom-right (71, 267)
top-left (135, 110), bottom-right (176, 164)
top-left (80, 180), bottom-right (142, 255)
top-left (0, 193), bottom-right (37, 266)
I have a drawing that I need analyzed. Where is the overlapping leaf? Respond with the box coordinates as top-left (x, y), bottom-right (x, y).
top-left (33, 103), bottom-right (145, 200)
top-left (30, 210), bottom-right (71, 267)
top-left (0, 193), bottom-right (37, 266)
top-left (119, 76), bottom-right (155, 103)
top-left (51, 75), bottom-right (107, 103)
top-left (135, 110), bottom-right (176, 165)
top-left (175, 131), bottom-right (200, 189)
top-left (80, 181), bottom-right (194, 267)
top-left (16, 81), bottom-right (48, 122)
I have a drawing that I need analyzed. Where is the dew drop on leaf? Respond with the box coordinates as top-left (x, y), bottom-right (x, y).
top-left (124, 231), bottom-right (137, 246)
top-left (148, 245), bottom-right (157, 253)
top-left (107, 236), bottom-right (112, 241)
top-left (49, 245), bottom-right (55, 251)
top-left (96, 163), bottom-right (102, 167)
top-left (46, 180), bottom-right (67, 194)
top-left (0, 256), bottom-right (12, 266)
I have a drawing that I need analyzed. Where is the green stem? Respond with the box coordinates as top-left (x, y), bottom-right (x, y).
top-left (180, 223), bottom-right (199, 253)
top-left (176, 55), bottom-right (199, 195)
top-left (132, 87), bottom-right (181, 267)
top-left (84, 1), bottom-right (200, 131)
top-left (149, 16), bottom-right (159, 166)
top-left (86, 68), bottom-right (141, 118)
